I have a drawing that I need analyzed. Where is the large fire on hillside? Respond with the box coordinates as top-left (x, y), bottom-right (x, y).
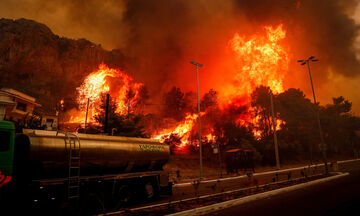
top-left (153, 24), bottom-right (288, 151)
top-left (65, 24), bottom-right (289, 153)
top-left (67, 63), bottom-right (144, 124)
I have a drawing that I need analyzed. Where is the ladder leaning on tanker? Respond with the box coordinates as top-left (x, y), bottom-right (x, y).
top-left (56, 131), bottom-right (81, 203)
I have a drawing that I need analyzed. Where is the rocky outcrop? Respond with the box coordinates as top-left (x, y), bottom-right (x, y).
top-left (0, 18), bottom-right (125, 111)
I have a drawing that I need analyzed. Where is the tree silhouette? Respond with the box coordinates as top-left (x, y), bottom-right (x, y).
top-left (163, 86), bottom-right (188, 121)
top-left (200, 89), bottom-right (218, 112)
top-left (251, 86), bottom-right (273, 138)
top-left (93, 93), bottom-right (148, 137)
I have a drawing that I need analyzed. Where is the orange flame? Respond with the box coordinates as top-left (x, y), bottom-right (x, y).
top-left (77, 64), bottom-right (117, 110)
top-left (67, 63), bottom-right (144, 124)
top-left (65, 24), bottom-right (289, 154)
top-left (155, 24), bottom-right (289, 150)
top-left (154, 113), bottom-right (198, 148)
top-left (221, 24), bottom-right (288, 105)
top-left (153, 112), bottom-right (215, 151)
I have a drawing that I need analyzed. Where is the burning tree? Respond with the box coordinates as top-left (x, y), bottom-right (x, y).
top-left (80, 93), bottom-right (148, 137)
top-left (251, 86), bottom-right (274, 138)
top-left (162, 133), bottom-right (182, 155)
top-left (65, 63), bottom-right (148, 123)
top-left (162, 87), bottom-right (194, 121)
top-left (123, 85), bottom-right (149, 116)
top-left (65, 63), bottom-right (149, 137)
top-left (200, 89), bottom-right (218, 112)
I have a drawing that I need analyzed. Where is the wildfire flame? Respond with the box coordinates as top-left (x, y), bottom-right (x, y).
top-left (77, 64), bottom-right (117, 110)
top-left (154, 113), bottom-right (198, 148)
top-left (154, 24), bottom-right (289, 148)
top-left (228, 24), bottom-right (288, 135)
top-left (221, 24), bottom-right (288, 105)
top-left (153, 112), bottom-right (216, 153)
top-left (65, 24), bottom-right (289, 153)
top-left (68, 63), bottom-right (144, 123)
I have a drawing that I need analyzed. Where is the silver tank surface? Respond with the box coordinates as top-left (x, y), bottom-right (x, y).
top-left (21, 129), bottom-right (169, 178)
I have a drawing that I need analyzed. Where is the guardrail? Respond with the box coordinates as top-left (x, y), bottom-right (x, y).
top-left (102, 158), bottom-right (360, 216)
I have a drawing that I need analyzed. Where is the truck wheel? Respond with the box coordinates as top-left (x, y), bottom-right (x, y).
top-left (113, 185), bottom-right (133, 209)
top-left (144, 182), bottom-right (155, 199)
top-left (81, 192), bottom-right (105, 215)
top-left (143, 179), bottom-right (160, 201)
top-left (119, 185), bottom-right (132, 203)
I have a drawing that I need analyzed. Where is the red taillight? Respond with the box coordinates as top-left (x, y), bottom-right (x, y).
top-left (0, 171), bottom-right (12, 187)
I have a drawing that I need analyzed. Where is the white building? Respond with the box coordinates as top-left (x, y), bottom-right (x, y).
top-left (0, 88), bottom-right (40, 121)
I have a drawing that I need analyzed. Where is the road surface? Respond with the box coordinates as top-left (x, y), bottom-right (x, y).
top-left (209, 167), bottom-right (360, 216)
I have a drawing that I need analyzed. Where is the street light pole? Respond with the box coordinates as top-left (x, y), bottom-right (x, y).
top-left (84, 98), bottom-right (90, 134)
top-left (270, 91), bottom-right (280, 170)
top-left (190, 60), bottom-right (204, 181)
top-left (298, 56), bottom-right (328, 174)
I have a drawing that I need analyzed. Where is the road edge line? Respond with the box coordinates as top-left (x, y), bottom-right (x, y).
top-left (167, 172), bottom-right (349, 216)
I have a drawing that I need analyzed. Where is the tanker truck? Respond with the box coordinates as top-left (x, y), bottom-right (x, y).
top-left (0, 120), bottom-right (172, 214)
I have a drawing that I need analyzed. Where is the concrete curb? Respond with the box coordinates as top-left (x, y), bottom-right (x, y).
top-left (337, 158), bottom-right (360, 164)
top-left (167, 172), bottom-right (349, 216)
top-left (174, 158), bottom-right (360, 187)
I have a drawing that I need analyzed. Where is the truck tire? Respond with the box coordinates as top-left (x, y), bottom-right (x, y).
top-left (144, 182), bottom-right (155, 199)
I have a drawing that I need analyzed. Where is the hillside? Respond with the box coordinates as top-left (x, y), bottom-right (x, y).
top-left (0, 18), bottom-right (125, 112)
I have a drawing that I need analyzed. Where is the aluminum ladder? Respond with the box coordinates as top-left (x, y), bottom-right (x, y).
top-left (57, 131), bottom-right (81, 203)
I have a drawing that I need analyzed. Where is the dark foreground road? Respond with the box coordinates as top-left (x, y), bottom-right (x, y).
top-left (209, 168), bottom-right (360, 216)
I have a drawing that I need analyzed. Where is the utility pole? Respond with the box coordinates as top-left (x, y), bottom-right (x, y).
top-left (104, 93), bottom-right (110, 135)
top-left (84, 98), bottom-right (90, 134)
top-left (298, 56), bottom-right (328, 174)
top-left (218, 143), bottom-right (222, 178)
top-left (190, 60), bottom-right (204, 181)
top-left (270, 91), bottom-right (280, 170)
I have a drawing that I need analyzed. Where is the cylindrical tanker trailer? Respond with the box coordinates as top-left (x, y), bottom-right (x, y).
top-left (19, 128), bottom-right (170, 178)
top-left (0, 120), bottom-right (172, 214)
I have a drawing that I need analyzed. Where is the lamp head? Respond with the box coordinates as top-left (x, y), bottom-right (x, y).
top-left (309, 56), bottom-right (315, 60)
top-left (190, 60), bottom-right (204, 67)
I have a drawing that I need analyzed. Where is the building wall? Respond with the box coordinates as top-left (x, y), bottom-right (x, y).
top-left (0, 105), bottom-right (5, 120)
top-left (0, 89), bottom-right (39, 122)
top-left (41, 115), bottom-right (58, 130)
top-left (5, 99), bottom-right (36, 121)
top-left (0, 93), bottom-right (15, 120)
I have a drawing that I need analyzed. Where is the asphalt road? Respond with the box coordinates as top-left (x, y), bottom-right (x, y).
top-left (209, 168), bottom-right (360, 216)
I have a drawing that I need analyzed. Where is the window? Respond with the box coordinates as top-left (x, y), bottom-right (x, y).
top-left (0, 131), bottom-right (10, 152)
top-left (16, 102), bottom-right (27, 112)
top-left (46, 119), bottom-right (54, 127)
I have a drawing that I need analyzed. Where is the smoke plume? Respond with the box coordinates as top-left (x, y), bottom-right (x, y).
top-left (1, 0), bottom-right (360, 112)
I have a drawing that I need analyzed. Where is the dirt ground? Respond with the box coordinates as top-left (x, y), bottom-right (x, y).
top-left (163, 153), bottom-right (352, 183)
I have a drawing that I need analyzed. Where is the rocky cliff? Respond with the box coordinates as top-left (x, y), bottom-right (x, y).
top-left (0, 18), bottom-right (125, 112)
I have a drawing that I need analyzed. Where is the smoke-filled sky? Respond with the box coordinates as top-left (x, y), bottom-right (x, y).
top-left (1, 0), bottom-right (360, 114)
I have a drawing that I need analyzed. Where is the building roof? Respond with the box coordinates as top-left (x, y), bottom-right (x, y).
top-left (0, 97), bottom-right (15, 105)
top-left (0, 88), bottom-right (41, 106)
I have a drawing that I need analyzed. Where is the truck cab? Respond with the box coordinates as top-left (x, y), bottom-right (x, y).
top-left (0, 120), bottom-right (14, 187)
